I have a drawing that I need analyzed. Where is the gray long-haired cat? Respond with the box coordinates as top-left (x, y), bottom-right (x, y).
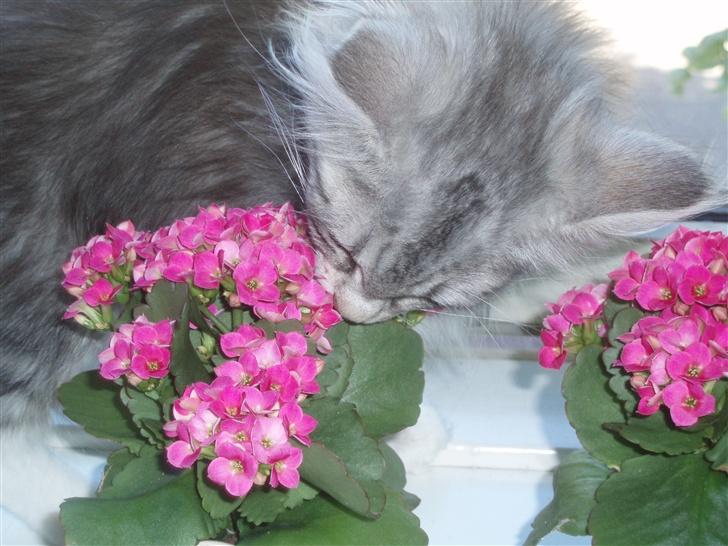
top-left (0, 0), bottom-right (722, 428)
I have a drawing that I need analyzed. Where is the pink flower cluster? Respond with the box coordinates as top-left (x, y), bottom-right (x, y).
top-left (539, 284), bottom-right (608, 369)
top-left (98, 316), bottom-right (173, 382)
top-left (163, 328), bottom-right (319, 497)
top-left (61, 203), bottom-right (342, 352)
top-left (609, 228), bottom-right (727, 427)
top-left (539, 227), bottom-right (727, 428)
top-left (610, 227), bottom-right (727, 311)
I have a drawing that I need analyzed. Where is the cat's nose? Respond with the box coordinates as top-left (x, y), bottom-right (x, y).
top-left (333, 285), bottom-right (388, 323)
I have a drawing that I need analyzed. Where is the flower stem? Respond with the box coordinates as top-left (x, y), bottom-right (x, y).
top-left (232, 308), bottom-right (244, 329)
top-left (197, 303), bottom-right (231, 333)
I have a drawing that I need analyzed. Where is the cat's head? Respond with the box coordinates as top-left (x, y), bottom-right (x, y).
top-left (275, 1), bottom-right (723, 322)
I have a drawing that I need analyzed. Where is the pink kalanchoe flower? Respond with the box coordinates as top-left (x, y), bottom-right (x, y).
top-left (130, 344), bottom-right (170, 379)
top-left (268, 446), bottom-right (303, 489)
top-left (280, 402), bottom-right (317, 446)
top-left (635, 266), bottom-right (679, 311)
top-left (275, 331), bottom-right (309, 358)
top-left (543, 312), bottom-right (571, 335)
top-left (163, 251), bottom-right (194, 283)
top-left (251, 416), bottom-right (288, 464)
top-left (666, 343), bottom-right (722, 384)
top-left (178, 223), bottom-right (205, 250)
top-left (657, 318), bottom-right (700, 355)
top-left (186, 407), bottom-right (221, 446)
top-left (609, 251), bottom-right (646, 301)
top-left (285, 356), bottom-right (321, 395)
top-left (208, 443), bottom-right (258, 497)
top-left (87, 239), bottom-right (116, 273)
top-left (131, 317), bottom-right (173, 347)
top-left (98, 337), bottom-right (133, 380)
top-left (167, 425), bottom-right (202, 469)
top-left (242, 387), bottom-right (277, 415)
top-left (215, 417), bottom-right (255, 453)
top-left (193, 250), bottom-right (224, 289)
top-left (636, 385), bottom-right (663, 416)
top-left (233, 260), bottom-right (280, 306)
top-left (538, 330), bottom-right (567, 370)
top-left (662, 380), bottom-right (715, 427)
top-left (618, 340), bottom-right (651, 373)
top-left (648, 351), bottom-right (671, 386)
top-left (678, 265), bottom-right (726, 306)
top-left (210, 384), bottom-right (245, 419)
top-left (82, 278), bottom-right (121, 307)
top-left (254, 301), bottom-right (302, 322)
top-left (260, 365), bottom-right (299, 403)
top-left (219, 325), bottom-right (265, 358)
top-left (296, 280), bottom-right (332, 308)
top-left (63, 267), bottom-right (92, 297)
top-left (561, 285), bottom-right (606, 324)
top-left (309, 304), bottom-right (342, 330)
top-left (214, 354), bottom-right (261, 387)
top-left (250, 339), bottom-right (283, 369)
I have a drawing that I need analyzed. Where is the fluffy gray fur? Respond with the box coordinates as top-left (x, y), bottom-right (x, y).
top-left (0, 0), bottom-right (722, 425)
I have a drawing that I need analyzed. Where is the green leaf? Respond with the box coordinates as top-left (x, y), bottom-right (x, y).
top-left (379, 442), bottom-right (406, 491)
top-left (99, 446), bottom-right (175, 499)
top-left (603, 297), bottom-right (629, 322)
top-left (525, 450), bottom-right (610, 545)
top-left (61, 471), bottom-right (218, 545)
top-left (169, 300), bottom-right (212, 394)
top-left (195, 461), bottom-right (243, 519)
top-left (683, 29), bottom-right (728, 70)
top-left (343, 322), bottom-right (425, 437)
top-left (119, 386), bottom-right (165, 447)
top-left (98, 448), bottom-right (136, 494)
top-left (298, 442), bottom-right (371, 518)
top-left (563, 345), bottom-right (641, 467)
top-left (236, 490), bottom-right (428, 546)
top-left (706, 433), bottom-right (728, 472)
top-left (304, 398), bottom-right (387, 516)
top-left (706, 384), bottom-right (728, 472)
top-left (319, 336), bottom-right (354, 398)
top-left (136, 279), bottom-right (189, 322)
top-left (589, 453), bottom-right (728, 545)
top-left (607, 409), bottom-right (708, 455)
top-left (601, 345), bottom-right (622, 370)
top-left (238, 483), bottom-right (318, 525)
top-left (607, 308), bottom-right (644, 345)
top-left (57, 371), bottom-right (146, 453)
top-left (307, 398), bottom-right (385, 481)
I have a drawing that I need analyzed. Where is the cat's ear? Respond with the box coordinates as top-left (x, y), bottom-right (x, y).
top-left (330, 25), bottom-right (439, 131)
top-left (553, 121), bottom-right (725, 237)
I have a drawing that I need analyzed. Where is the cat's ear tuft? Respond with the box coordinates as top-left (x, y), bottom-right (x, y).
top-left (553, 122), bottom-right (725, 236)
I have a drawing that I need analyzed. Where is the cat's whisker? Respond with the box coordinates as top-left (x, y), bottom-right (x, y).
top-left (229, 118), bottom-right (303, 204)
top-left (257, 84), bottom-right (308, 202)
top-left (462, 303), bottom-right (501, 349)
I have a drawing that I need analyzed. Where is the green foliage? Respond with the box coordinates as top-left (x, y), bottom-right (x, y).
top-left (57, 371), bottom-right (147, 454)
top-left (533, 296), bottom-right (728, 545)
top-left (59, 283), bottom-right (427, 545)
top-left (343, 323), bottom-right (425, 437)
top-left (670, 29), bottom-right (728, 95)
top-left (606, 410), bottom-right (709, 455)
top-left (525, 451), bottom-right (610, 545)
top-left (236, 489), bottom-right (428, 546)
top-left (239, 483), bottom-right (318, 525)
top-left (562, 345), bottom-right (642, 467)
top-left (196, 462), bottom-right (244, 519)
top-left (61, 471), bottom-right (219, 546)
top-left (589, 454), bottom-right (728, 545)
